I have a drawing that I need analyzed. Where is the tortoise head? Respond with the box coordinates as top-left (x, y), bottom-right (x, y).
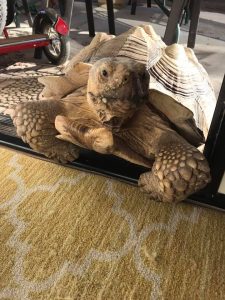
top-left (87, 57), bottom-right (149, 131)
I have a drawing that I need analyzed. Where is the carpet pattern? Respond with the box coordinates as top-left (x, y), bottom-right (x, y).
top-left (0, 147), bottom-right (225, 300)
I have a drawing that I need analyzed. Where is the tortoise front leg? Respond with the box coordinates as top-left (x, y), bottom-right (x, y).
top-left (55, 116), bottom-right (115, 154)
top-left (139, 134), bottom-right (211, 202)
top-left (55, 116), bottom-right (152, 168)
top-left (6, 101), bottom-right (79, 163)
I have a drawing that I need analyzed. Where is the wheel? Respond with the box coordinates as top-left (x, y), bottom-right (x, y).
top-left (0, 0), bottom-right (7, 35)
top-left (40, 17), bottom-right (70, 65)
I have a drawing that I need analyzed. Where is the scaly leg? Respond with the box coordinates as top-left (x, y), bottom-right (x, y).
top-left (6, 101), bottom-right (79, 163)
top-left (139, 134), bottom-right (211, 202)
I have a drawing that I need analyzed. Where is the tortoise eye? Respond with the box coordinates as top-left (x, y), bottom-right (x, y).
top-left (102, 69), bottom-right (108, 77)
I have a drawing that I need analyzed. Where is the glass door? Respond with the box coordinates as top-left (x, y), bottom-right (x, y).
top-left (190, 75), bottom-right (225, 210)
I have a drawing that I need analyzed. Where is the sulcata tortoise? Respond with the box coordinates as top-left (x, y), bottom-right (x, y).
top-left (6, 25), bottom-right (215, 202)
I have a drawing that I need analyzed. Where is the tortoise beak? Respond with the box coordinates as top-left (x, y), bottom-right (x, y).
top-left (102, 116), bottom-right (122, 132)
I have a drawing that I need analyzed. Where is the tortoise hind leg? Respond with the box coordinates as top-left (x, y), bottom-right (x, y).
top-left (139, 137), bottom-right (211, 202)
top-left (6, 100), bottom-right (79, 163)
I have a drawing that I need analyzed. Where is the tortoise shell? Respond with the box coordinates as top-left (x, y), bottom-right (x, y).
top-left (39, 25), bottom-right (216, 146)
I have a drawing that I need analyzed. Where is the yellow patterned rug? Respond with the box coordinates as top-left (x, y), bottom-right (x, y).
top-left (0, 146), bottom-right (225, 300)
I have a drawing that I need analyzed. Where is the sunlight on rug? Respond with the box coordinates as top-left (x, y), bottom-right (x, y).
top-left (0, 147), bottom-right (225, 300)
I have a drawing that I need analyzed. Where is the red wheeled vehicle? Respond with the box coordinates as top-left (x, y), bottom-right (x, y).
top-left (0, 0), bottom-right (70, 65)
